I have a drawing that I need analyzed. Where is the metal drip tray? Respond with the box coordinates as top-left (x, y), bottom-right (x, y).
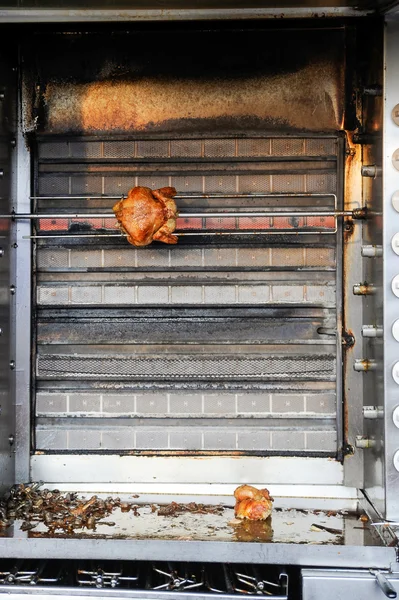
top-left (0, 491), bottom-right (396, 568)
top-left (9, 504), bottom-right (345, 545)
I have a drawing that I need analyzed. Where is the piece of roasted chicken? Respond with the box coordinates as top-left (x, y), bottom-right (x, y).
top-left (113, 186), bottom-right (178, 247)
top-left (234, 484), bottom-right (273, 521)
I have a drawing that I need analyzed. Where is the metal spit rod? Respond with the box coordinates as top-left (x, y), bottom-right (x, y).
top-left (8, 191), bottom-right (364, 219)
top-left (3, 210), bottom-right (352, 219)
top-left (18, 191), bottom-right (346, 237)
top-left (30, 193), bottom-right (336, 200)
top-left (23, 230), bottom-right (337, 239)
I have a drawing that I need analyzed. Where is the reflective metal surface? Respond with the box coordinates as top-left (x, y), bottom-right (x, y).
top-left (11, 95), bottom-right (31, 483)
top-left (360, 24), bottom-right (385, 516)
top-left (0, 44), bottom-right (16, 495)
top-left (302, 569), bottom-right (399, 600)
top-left (23, 29), bottom-right (347, 135)
top-left (382, 20), bottom-right (399, 521)
top-left (0, 5), bottom-right (381, 22)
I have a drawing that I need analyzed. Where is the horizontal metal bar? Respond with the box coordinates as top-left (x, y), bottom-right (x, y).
top-left (4, 210), bottom-right (348, 218)
top-left (24, 230), bottom-right (336, 239)
top-left (0, 537), bottom-right (394, 568)
top-left (32, 193), bottom-right (336, 199)
top-left (0, 7), bottom-right (374, 23)
top-left (178, 230), bottom-right (337, 236)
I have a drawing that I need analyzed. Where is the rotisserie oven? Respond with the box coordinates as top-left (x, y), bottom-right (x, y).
top-left (0, 4), bottom-right (398, 598)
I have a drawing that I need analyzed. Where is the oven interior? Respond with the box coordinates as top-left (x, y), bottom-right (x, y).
top-left (0, 17), bottom-right (395, 575)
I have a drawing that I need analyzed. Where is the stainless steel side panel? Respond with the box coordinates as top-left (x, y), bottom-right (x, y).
top-left (0, 44), bottom-right (16, 493)
top-left (382, 19), bottom-right (399, 520)
top-left (302, 569), bottom-right (399, 600)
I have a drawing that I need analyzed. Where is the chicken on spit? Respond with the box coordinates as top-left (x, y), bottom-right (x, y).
top-left (234, 484), bottom-right (273, 521)
top-left (113, 186), bottom-right (178, 247)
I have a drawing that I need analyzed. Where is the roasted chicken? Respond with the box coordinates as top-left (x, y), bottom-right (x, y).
top-left (113, 186), bottom-right (178, 247)
top-left (234, 484), bottom-right (273, 521)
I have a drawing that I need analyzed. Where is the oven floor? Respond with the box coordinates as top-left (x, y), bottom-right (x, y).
top-left (1, 492), bottom-right (362, 546)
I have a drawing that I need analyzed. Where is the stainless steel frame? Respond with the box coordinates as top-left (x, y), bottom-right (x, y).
top-left (0, 537), bottom-right (396, 567)
top-left (0, 7), bottom-right (375, 22)
top-left (302, 569), bottom-right (399, 600)
top-left (382, 19), bottom-right (399, 521)
top-left (10, 101), bottom-right (31, 484)
top-left (0, 16), bottom-right (397, 583)
top-left (0, 46), bottom-right (15, 495)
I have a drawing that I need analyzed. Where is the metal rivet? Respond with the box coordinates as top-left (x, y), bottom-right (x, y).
top-left (9, 285), bottom-right (15, 295)
top-left (9, 360), bottom-right (15, 370)
top-left (0, 248), bottom-right (4, 257)
top-left (8, 435), bottom-right (14, 446)
top-left (393, 406), bottom-right (399, 429)
top-left (10, 139), bottom-right (16, 148)
top-left (393, 104), bottom-right (399, 125)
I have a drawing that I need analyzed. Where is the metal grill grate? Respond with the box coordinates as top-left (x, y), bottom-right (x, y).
top-left (37, 353), bottom-right (335, 380)
top-left (33, 135), bottom-right (341, 456)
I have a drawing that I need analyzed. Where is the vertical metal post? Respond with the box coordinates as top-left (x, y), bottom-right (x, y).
top-left (10, 87), bottom-right (31, 483)
top-left (335, 137), bottom-right (344, 461)
top-left (343, 141), bottom-right (365, 486)
top-left (0, 54), bottom-right (17, 492)
top-left (383, 19), bottom-right (399, 520)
